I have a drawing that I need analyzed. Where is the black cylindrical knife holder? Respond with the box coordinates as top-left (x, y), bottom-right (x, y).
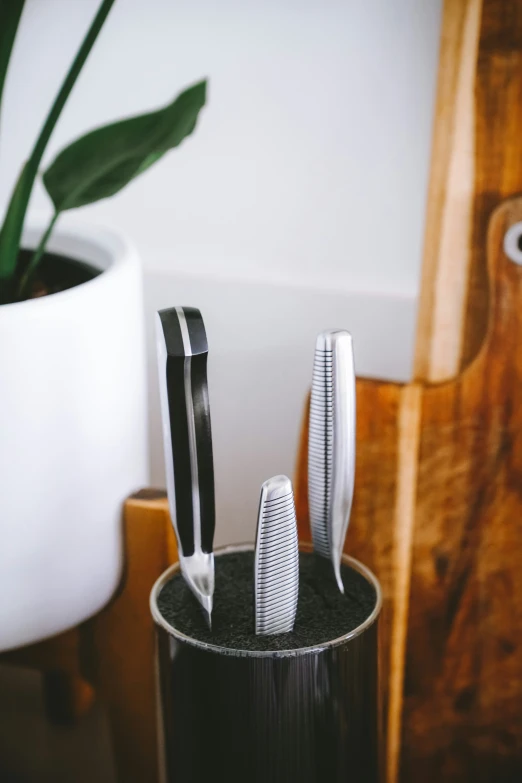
top-left (150, 544), bottom-right (382, 783)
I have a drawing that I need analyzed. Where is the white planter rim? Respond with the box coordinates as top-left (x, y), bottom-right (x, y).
top-left (1, 218), bottom-right (140, 314)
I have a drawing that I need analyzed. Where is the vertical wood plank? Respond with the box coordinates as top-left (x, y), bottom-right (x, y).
top-left (386, 384), bottom-right (423, 783)
top-left (414, 0), bottom-right (483, 382)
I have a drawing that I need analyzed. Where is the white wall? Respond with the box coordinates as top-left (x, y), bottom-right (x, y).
top-left (145, 270), bottom-right (417, 546)
top-left (1, 0), bottom-right (442, 543)
top-left (1, 0), bottom-right (441, 295)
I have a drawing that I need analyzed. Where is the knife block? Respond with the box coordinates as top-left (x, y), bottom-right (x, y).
top-left (150, 544), bottom-right (382, 783)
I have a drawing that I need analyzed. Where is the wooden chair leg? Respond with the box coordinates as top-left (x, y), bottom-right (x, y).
top-left (0, 626), bottom-right (94, 725)
top-left (82, 490), bottom-right (177, 783)
top-left (42, 671), bottom-right (95, 726)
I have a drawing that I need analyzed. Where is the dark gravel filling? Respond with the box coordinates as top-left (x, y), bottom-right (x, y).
top-left (157, 550), bottom-right (376, 652)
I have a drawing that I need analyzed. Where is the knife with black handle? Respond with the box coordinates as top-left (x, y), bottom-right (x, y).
top-left (156, 306), bottom-right (215, 626)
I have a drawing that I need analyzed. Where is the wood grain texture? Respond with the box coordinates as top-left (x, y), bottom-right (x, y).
top-left (414, 0), bottom-right (483, 383)
top-left (295, 197), bottom-right (522, 781)
top-left (403, 197), bottom-right (522, 782)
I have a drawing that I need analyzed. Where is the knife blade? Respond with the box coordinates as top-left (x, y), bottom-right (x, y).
top-left (156, 306), bottom-right (215, 626)
top-left (254, 475), bottom-right (299, 636)
top-left (308, 330), bottom-right (355, 593)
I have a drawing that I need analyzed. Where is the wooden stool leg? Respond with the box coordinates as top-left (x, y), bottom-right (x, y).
top-left (0, 626), bottom-right (94, 726)
top-left (42, 671), bottom-right (95, 726)
top-left (82, 491), bottom-right (176, 783)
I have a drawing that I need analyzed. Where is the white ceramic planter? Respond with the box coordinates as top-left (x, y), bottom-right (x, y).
top-left (0, 221), bottom-right (149, 651)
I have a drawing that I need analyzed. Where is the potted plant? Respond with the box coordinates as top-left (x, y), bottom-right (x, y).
top-left (0, 0), bottom-right (207, 651)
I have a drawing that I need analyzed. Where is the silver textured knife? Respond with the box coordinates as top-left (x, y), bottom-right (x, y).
top-left (254, 475), bottom-right (299, 636)
top-left (156, 306), bottom-right (215, 627)
top-left (308, 330), bottom-right (356, 593)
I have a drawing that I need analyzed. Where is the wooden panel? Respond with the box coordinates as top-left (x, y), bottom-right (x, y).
top-left (295, 198), bottom-right (522, 781)
top-left (403, 198), bottom-right (522, 781)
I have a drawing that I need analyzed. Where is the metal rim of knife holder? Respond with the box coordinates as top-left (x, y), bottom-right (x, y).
top-left (150, 542), bottom-right (382, 658)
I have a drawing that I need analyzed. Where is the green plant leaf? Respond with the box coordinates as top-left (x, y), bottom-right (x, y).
top-left (0, 0), bottom-right (115, 292)
top-left (0, 0), bottom-right (26, 123)
top-left (43, 80), bottom-right (207, 213)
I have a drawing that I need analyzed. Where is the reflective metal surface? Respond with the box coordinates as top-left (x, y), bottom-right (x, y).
top-left (254, 475), bottom-right (299, 636)
top-left (308, 330), bottom-right (356, 592)
top-left (151, 547), bottom-right (382, 783)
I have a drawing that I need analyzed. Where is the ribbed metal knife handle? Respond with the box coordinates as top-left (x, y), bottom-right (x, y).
top-left (254, 475), bottom-right (299, 636)
top-left (308, 330), bottom-right (355, 593)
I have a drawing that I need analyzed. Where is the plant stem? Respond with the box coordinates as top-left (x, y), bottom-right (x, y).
top-left (28, 0), bottom-right (116, 182)
top-left (0, 0), bottom-right (116, 284)
top-left (0, 1), bottom-right (26, 142)
top-left (17, 212), bottom-right (58, 299)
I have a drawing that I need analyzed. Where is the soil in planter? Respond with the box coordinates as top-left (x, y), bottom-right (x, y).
top-left (17, 249), bottom-right (100, 300)
top-left (157, 550), bottom-right (377, 652)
